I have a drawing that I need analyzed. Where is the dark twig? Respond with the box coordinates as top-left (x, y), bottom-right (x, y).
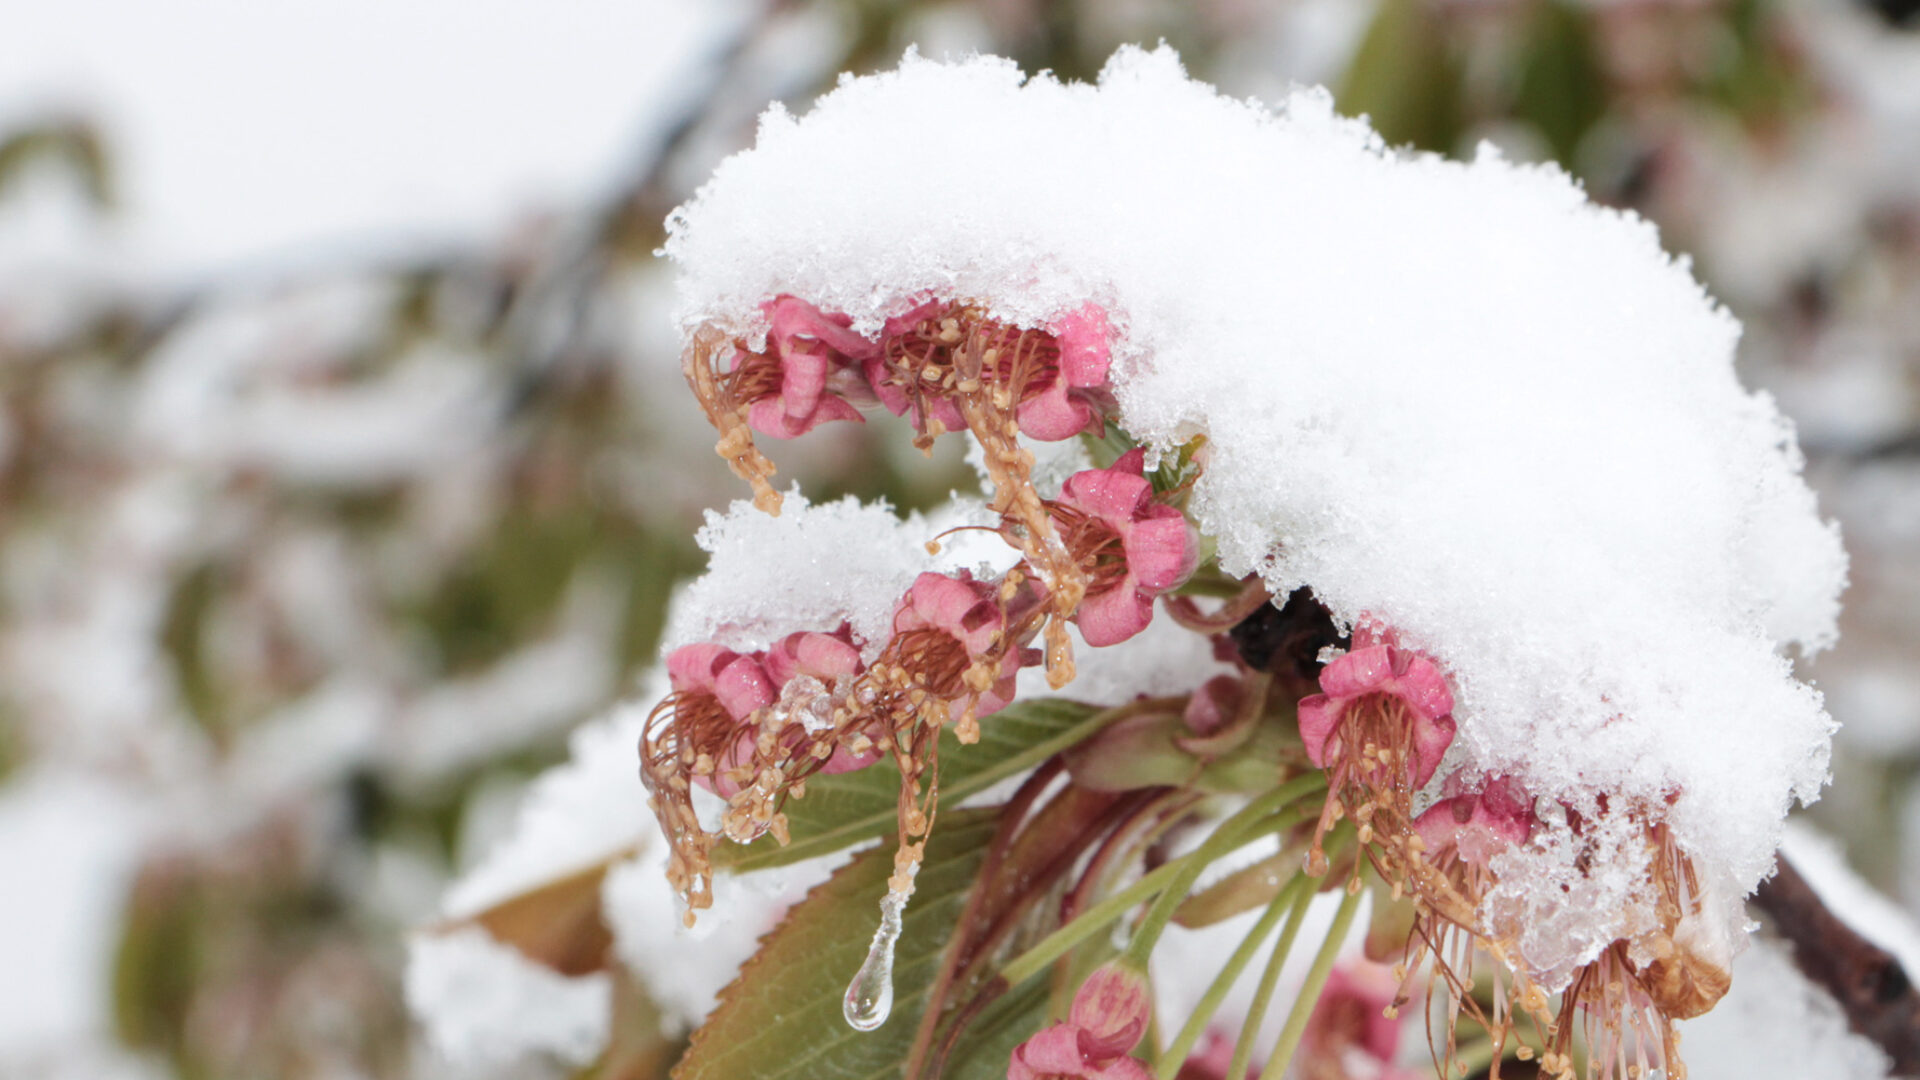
top-left (1751, 854), bottom-right (1920, 1076)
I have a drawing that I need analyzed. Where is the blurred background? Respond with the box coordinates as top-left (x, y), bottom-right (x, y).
top-left (0, 0), bottom-right (1915, 1076)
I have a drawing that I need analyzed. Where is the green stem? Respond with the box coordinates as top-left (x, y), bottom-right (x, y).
top-left (1256, 877), bottom-right (1366, 1080)
top-left (1222, 875), bottom-right (1318, 1080)
top-left (1451, 1036), bottom-right (1502, 1078)
top-left (998, 775), bottom-right (1325, 988)
top-left (1155, 873), bottom-right (1309, 1080)
top-left (997, 857), bottom-right (1187, 988)
top-left (1121, 775), bottom-right (1327, 971)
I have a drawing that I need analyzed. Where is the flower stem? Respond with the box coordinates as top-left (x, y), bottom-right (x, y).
top-left (1221, 872), bottom-right (1318, 1080)
top-left (997, 775), bottom-right (1325, 988)
top-left (1155, 872), bottom-right (1309, 1080)
top-left (1121, 774), bottom-right (1327, 971)
top-left (1255, 870), bottom-right (1366, 1080)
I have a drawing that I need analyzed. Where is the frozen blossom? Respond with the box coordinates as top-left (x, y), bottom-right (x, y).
top-left (664, 46), bottom-right (1847, 953)
top-left (663, 490), bottom-right (1017, 661)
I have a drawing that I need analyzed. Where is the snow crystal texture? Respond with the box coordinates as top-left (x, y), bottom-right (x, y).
top-left (665, 48), bottom-right (1845, 909)
top-left (664, 491), bottom-right (1017, 659)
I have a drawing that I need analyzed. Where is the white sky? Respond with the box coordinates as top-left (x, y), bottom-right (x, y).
top-left (1, 0), bottom-right (743, 273)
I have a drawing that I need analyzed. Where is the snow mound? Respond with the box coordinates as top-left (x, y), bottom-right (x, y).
top-left (664, 490), bottom-right (1018, 658)
top-left (665, 47), bottom-right (1845, 934)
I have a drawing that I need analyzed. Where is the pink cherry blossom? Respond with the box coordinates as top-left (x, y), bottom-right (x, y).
top-left (1017, 303), bottom-right (1115, 441)
top-left (665, 643), bottom-right (777, 798)
top-left (1414, 774), bottom-right (1534, 868)
top-left (739, 295), bottom-right (878, 440)
top-left (1051, 448), bottom-right (1199, 647)
top-left (865, 300), bottom-right (1113, 441)
top-left (762, 625), bottom-right (878, 775)
top-left (1297, 630), bottom-right (1456, 791)
top-left (1008, 962), bottom-right (1153, 1080)
top-left (865, 300), bottom-right (967, 433)
top-left (1302, 961), bottom-right (1405, 1075)
top-left (890, 570), bottom-right (1040, 718)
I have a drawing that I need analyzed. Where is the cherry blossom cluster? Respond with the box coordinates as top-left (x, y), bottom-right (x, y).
top-left (643, 296), bottom-right (1198, 915)
top-left (1294, 627), bottom-right (1728, 1079)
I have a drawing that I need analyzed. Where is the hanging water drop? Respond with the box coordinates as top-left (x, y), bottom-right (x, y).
top-left (843, 889), bottom-right (908, 1031)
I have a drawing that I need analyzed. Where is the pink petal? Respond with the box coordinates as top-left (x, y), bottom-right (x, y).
top-left (1010, 1024), bottom-right (1089, 1077)
top-left (817, 741), bottom-right (882, 775)
top-left (1297, 694), bottom-right (1341, 768)
top-left (921, 395), bottom-right (967, 434)
top-left (882, 299), bottom-right (949, 340)
top-left (896, 572), bottom-right (1004, 657)
top-left (1317, 644), bottom-right (1395, 699)
top-left (1068, 964), bottom-right (1151, 1061)
top-left (1123, 510), bottom-right (1198, 593)
top-left (1306, 962), bottom-right (1403, 1065)
top-left (970, 650), bottom-right (1028, 717)
top-left (665, 643), bottom-right (732, 694)
top-left (747, 392), bottom-right (863, 439)
top-left (694, 728), bottom-right (760, 799)
top-left (1388, 652), bottom-right (1454, 722)
top-left (1059, 464), bottom-right (1153, 525)
top-left (775, 348), bottom-right (831, 416)
top-left (863, 355), bottom-right (912, 417)
top-left (1050, 304), bottom-right (1112, 389)
top-left (712, 653), bottom-right (776, 719)
top-left (1015, 382), bottom-right (1097, 441)
top-left (1407, 710), bottom-right (1455, 789)
top-left (1075, 582), bottom-right (1155, 648)
top-left (765, 295), bottom-right (876, 363)
top-left (764, 629), bottom-right (863, 684)
top-left (1415, 776), bottom-right (1533, 865)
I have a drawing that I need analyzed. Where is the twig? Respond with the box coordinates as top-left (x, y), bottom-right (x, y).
top-left (1751, 854), bottom-right (1920, 1076)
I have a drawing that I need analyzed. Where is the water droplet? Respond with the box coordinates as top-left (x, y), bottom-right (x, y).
top-left (843, 890), bottom-right (908, 1031)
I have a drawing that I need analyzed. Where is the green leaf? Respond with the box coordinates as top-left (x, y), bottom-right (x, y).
top-left (677, 809), bottom-right (1047, 1080)
top-left (715, 698), bottom-right (1101, 873)
top-left (1512, 0), bottom-right (1607, 167)
top-left (1337, 0), bottom-right (1465, 154)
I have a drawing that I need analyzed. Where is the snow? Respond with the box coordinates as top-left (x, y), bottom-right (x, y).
top-left (0, 771), bottom-right (148, 1064)
top-left (1780, 820), bottom-right (1920, 977)
top-left (1016, 612), bottom-right (1235, 707)
top-left (663, 490), bottom-right (1019, 659)
top-left (603, 841), bottom-right (848, 1032)
top-left (405, 927), bottom-right (611, 1069)
top-left (439, 687), bottom-right (661, 921)
top-left (1680, 938), bottom-right (1891, 1080)
top-left (662, 47), bottom-right (1847, 960)
top-left (425, 661), bottom-right (853, 1042)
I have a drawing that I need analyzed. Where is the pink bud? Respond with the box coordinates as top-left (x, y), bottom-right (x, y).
top-left (1007, 962), bottom-right (1154, 1080)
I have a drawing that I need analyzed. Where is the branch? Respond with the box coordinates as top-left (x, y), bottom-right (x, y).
top-left (1751, 854), bottom-right (1920, 1076)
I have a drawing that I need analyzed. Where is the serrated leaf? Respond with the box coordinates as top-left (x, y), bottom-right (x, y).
top-left (677, 809), bottom-right (1046, 1080)
top-left (472, 860), bottom-right (616, 977)
top-left (715, 698), bottom-right (1101, 873)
